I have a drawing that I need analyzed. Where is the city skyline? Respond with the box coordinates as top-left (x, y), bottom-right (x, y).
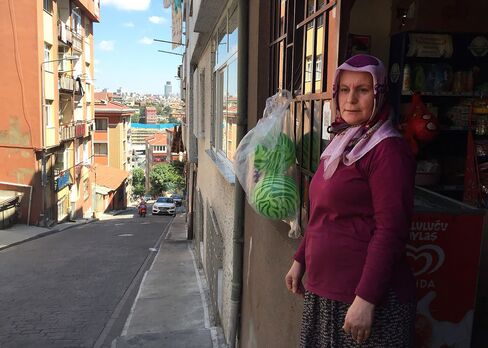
top-left (94, 0), bottom-right (182, 95)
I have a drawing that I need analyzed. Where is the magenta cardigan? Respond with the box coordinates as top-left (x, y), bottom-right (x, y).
top-left (294, 137), bottom-right (416, 305)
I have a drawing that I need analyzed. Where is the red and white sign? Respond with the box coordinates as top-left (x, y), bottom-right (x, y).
top-left (408, 213), bottom-right (485, 347)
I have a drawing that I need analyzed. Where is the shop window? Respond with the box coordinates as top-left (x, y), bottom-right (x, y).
top-left (213, 2), bottom-right (238, 161)
top-left (95, 118), bottom-right (108, 131)
top-left (270, 0), bottom-right (338, 230)
top-left (94, 143), bottom-right (108, 156)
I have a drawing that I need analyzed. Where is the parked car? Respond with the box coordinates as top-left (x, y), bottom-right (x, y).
top-left (142, 195), bottom-right (152, 202)
top-left (171, 194), bottom-right (183, 206)
top-left (152, 197), bottom-right (176, 216)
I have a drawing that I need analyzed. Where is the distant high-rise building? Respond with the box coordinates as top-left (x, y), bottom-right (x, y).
top-left (164, 81), bottom-right (172, 97)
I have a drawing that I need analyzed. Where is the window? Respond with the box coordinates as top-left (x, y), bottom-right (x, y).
top-left (83, 140), bottom-right (89, 163)
top-left (43, 0), bottom-right (52, 13)
top-left (44, 43), bottom-right (52, 72)
top-left (94, 143), bottom-right (108, 155)
top-left (95, 118), bottom-right (108, 130)
top-left (153, 145), bottom-right (166, 152)
top-left (58, 47), bottom-right (69, 72)
top-left (213, 3), bottom-right (238, 161)
top-left (72, 8), bottom-right (82, 35)
top-left (199, 69), bottom-right (206, 136)
top-left (270, 0), bottom-right (338, 230)
top-left (45, 100), bottom-right (54, 128)
top-left (75, 139), bottom-right (80, 164)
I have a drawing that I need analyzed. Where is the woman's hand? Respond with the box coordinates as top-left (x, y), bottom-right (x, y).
top-left (285, 260), bottom-right (305, 297)
top-left (343, 296), bottom-right (375, 344)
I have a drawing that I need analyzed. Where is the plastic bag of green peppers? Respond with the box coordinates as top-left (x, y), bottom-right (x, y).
top-left (234, 90), bottom-right (301, 238)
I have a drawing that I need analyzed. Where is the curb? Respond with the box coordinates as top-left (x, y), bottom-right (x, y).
top-left (0, 218), bottom-right (99, 252)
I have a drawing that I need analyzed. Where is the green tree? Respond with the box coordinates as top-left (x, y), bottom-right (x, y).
top-left (149, 163), bottom-right (185, 195)
top-left (131, 113), bottom-right (140, 123)
top-left (132, 168), bottom-right (146, 197)
top-left (162, 105), bottom-right (172, 116)
top-left (155, 104), bottom-right (163, 115)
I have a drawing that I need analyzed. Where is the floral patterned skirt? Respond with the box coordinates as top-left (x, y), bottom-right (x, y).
top-left (300, 290), bottom-right (416, 348)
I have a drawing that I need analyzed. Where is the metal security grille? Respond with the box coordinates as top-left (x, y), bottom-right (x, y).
top-left (270, 0), bottom-right (339, 230)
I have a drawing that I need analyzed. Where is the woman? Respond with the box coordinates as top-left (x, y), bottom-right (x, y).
top-left (285, 54), bottom-right (416, 347)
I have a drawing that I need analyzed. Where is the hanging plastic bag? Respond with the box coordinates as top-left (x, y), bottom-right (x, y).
top-left (234, 90), bottom-right (301, 238)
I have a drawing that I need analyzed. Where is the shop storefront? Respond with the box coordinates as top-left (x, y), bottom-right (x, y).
top-left (249, 0), bottom-right (488, 347)
top-left (342, 2), bottom-right (488, 347)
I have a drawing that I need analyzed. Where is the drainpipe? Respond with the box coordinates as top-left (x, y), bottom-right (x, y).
top-left (0, 181), bottom-right (33, 226)
top-left (229, 0), bottom-right (248, 346)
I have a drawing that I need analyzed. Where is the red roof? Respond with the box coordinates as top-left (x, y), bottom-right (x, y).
top-left (147, 132), bottom-right (168, 146)
top-left (94, 92), bottom-right (113, 102)
top-left (95, 101), bottom-right (135, 114)
top-left (94, 165), bottom-right (128, 190)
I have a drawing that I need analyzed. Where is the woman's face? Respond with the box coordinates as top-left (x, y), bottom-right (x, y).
top-left (338, 70), bottom-right (374, 126)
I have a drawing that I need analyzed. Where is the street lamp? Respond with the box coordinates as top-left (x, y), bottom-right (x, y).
top-left (39, 55), bottom-right (79, 226)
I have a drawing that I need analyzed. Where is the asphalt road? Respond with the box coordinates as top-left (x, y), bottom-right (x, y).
top-left (0, 208), bottom-right (175, 348)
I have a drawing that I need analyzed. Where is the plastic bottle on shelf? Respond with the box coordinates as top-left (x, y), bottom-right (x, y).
top-left (402, 64), bottom-right (411, 92)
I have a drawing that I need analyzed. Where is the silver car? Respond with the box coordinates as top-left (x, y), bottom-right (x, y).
top-left (152, 197), bottom-right (176, 216)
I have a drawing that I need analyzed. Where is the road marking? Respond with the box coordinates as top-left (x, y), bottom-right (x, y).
top-left (115, 223), bottom-right (125, 226)
top-left (141, 222), bottom-right (151, 225)
top-left (117, 234), bottom-right (133, 237)
top-left (148, 248), bottom-right (157, 252)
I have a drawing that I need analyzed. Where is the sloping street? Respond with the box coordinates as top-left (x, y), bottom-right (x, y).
top-left (0, 210), bottom-right (173, 348)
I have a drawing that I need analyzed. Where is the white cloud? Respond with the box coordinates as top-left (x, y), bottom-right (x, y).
top-left (99, 40), bottom-right (115, 51)
top-left (139, 37), bottom-right (153, 45)
top-left (101, 0), bottom-right (151, 11)
top-left (123, 21), bottom-right (135, 27)
top-left (149, 16), bottom-right (166, 24)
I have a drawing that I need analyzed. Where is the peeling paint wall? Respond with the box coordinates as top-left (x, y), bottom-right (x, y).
top-left (0, 0), bottom-right (47, 225)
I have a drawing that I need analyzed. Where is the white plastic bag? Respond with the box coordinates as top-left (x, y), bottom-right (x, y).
top-left (234, 90), bottom-right (301, 238)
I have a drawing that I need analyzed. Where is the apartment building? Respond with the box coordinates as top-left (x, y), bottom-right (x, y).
top-left (0, 0), bottom-right (100, 225)
top-left (93, 93), bottom-right (134, 213)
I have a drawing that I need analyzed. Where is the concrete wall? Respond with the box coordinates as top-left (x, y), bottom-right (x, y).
top-left (0, 0), bottom-right (45, 224)
top-left (195, 42), bottom-right (236, 340)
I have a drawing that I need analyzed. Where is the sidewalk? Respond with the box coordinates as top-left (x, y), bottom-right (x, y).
top-left (0, 209), bottom-right (132, 251)
top-left (113, 214), bottom-right (225, 348)
top-left (0, 217), bottom-right (96, 251)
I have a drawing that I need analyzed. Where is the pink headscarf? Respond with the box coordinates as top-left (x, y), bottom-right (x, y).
top-left (321, 54), bottom-right (401, 179)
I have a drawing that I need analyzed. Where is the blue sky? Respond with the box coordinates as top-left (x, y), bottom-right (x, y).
top-left (94, 0), bottom-right (183, 95)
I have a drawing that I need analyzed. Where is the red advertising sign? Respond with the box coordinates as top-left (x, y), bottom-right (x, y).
top-left (408, 213), bottom-right (485, 347)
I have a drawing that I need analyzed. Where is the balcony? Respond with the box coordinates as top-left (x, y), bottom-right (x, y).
top-left (57, 21), bottom-right (72, 46)
top-left (59, 76), bottom-right (84, 96)
top-left (72, 32), bottom-right (83, 52)
top-left (59, 121), bottom-right (87, 142)
top-left (59, 76), bottom-right (75, 93)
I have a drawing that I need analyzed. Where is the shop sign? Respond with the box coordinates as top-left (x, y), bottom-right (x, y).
top-left (408, 213), bottom-right (484, 347)
top-left (407, 33), bottom-right (453, 58)
top-left (56, 171), bottom-right (71, 191)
